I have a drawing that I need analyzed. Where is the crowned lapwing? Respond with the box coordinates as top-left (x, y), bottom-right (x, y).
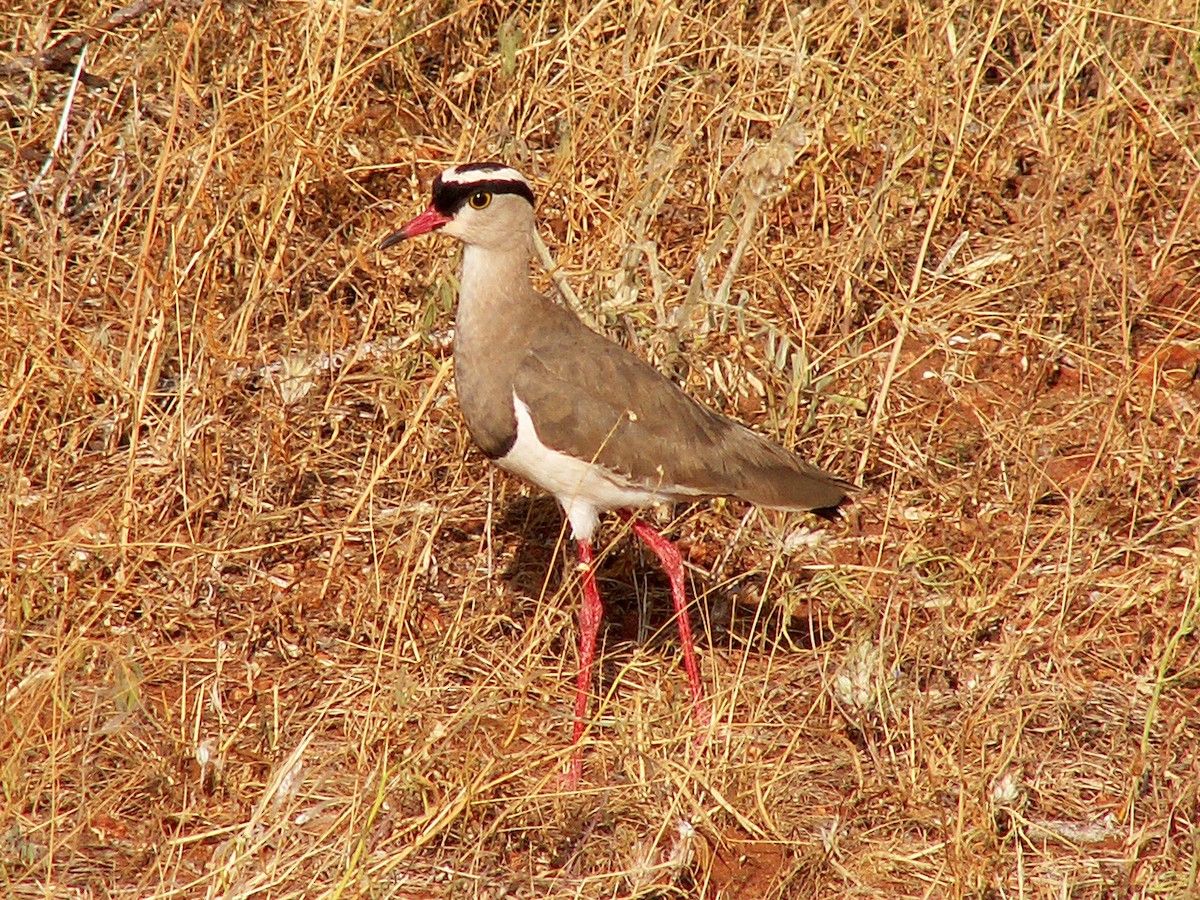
top-left (382, 163), bottom-right (853, 785)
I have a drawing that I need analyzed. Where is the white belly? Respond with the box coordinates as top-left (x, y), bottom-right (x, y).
top-left (496, 392), bottom-right (668, 541)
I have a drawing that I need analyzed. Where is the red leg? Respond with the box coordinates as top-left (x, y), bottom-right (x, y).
top-left (569, 539), bottom-right (604, 787)
top-left (626, 516), bottom-right (710, 728)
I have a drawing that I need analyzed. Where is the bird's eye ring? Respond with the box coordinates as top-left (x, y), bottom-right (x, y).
top-left (468, 191), bottom-right (492, 210)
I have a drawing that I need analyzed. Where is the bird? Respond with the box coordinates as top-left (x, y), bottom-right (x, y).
top-left (381, 162), bottom-right (854, 785)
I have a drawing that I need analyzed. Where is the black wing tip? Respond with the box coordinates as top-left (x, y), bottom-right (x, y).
top-left (811, 483), bottom-right (858, 521)
top-left (811, 501), bottom-right (845, 522)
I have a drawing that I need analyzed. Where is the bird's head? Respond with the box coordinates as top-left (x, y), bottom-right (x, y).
top-left (382, 162), bottom-right (536, 253)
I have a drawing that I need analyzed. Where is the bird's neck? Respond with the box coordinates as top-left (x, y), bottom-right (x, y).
top-left (457, 242), bottom-right (535, 340)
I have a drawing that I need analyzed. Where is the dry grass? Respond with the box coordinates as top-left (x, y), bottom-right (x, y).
top-left (3, 0), bottom-right (1199, 896)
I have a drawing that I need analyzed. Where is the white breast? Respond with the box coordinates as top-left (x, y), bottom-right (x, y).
top-left (496, 392), bottom-right (670, 541)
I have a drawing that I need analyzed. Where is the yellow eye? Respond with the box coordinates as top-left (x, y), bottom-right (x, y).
top-left (468, 191), bottom-right (492, 210)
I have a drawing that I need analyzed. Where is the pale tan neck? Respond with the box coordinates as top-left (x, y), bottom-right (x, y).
top-left (451, 238), bottom-right (545, 459)
top-left (460, 242), bottom-right (532, 298)
top-left (456, 242), bottom-right (535, 340)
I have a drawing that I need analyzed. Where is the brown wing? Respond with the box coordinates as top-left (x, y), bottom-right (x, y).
top-left (512, 303), bottom-right (853, 512)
